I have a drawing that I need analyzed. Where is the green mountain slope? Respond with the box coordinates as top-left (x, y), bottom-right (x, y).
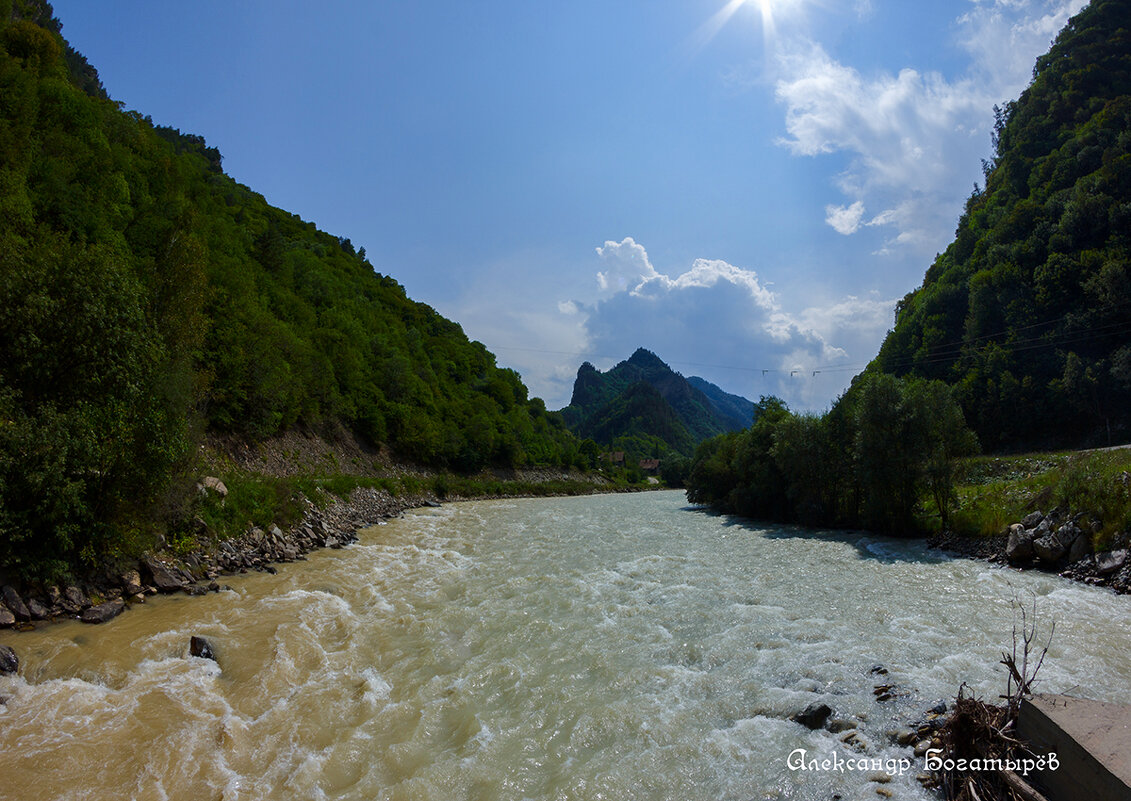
top-left (560, 348), bottom-right (752, 456)
top-left (686, 376), bottom-right (755, 431)
top-left (0, 2), bottom-right (582, 577)
top-left (872, 0), bottom-right (1131, 451)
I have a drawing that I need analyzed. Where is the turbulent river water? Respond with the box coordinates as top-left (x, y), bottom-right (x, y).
top-left (2, 490), bottom-right (1130, 801)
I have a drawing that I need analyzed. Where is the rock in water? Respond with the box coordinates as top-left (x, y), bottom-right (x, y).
top-left (0, 644), bottom-right (17, 674)
top-left (0, 606), bottom-right (14, 628)
top-left (1, 586), bottom-right (30, 621)
top-left (190, 636), bottom-right (216, 661)
top-left (81, 599), bottom-right (125, 624)
top-left (792, 702), bottom-right (833, 729)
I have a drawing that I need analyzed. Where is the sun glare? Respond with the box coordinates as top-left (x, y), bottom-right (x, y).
top-left (690, 0), bottom-right (805, 56)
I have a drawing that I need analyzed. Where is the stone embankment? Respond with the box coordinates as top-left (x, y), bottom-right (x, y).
top-left (0, 483), bottom-right (428, 632)
top-left (930, 506), bottom-right (1130, 594)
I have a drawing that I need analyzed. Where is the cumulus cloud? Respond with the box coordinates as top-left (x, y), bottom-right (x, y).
top-left (595, 236), bottom-right (661, 296)
top-left (960, 0), bottom-right (1089, 84)
top-left (773, 0), bottom-right (1087, 253)
top-left (570, 238), bottom-right (896, 411)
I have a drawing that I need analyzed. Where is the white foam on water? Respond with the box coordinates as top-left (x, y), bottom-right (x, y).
top-left (3, 490), bottom-right (1131, 800)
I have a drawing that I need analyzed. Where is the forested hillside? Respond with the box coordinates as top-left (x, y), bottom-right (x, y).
top-left (685, 0), bottom-right (1130, 534)
top-left (559, 349), bottom-right (753, 458)
top-left (873, 0), bottom-right (1131, 451)
top-left (0, 1), bottom-right (582, 578)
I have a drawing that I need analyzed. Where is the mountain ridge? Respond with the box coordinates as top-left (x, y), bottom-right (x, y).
top-left (560, 348), bottom-right (754, 456)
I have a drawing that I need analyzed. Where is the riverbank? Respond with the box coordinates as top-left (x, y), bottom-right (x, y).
top-left (0, 426), bottom-right (658, 634)
top-left (929, 512), bottom-right (1131, 596)
top-left (0, 470), bottom-right (655, 632)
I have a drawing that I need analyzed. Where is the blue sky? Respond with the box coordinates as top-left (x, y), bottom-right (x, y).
top-left (51, 0), bottom-right (1088, 410)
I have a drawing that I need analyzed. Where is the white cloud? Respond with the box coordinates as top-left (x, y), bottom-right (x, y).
top-left (571, 238), bottom-right (896, 411)
top-left (826, 200), bottom-right (866, 235)
top-left (959, 0), bottom-right (1089, 86)
top-left (772, 0), bottom-right (1088, 255)
top-left (595, 236), bottom-right (661, 296)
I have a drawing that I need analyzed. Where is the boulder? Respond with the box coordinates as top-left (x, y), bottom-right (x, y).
top-left (63, 585), bottom-right (89, 612)
top-left (792, 702), bottom-right (833, 730)
top-left (1021, 511), bottom-right (1044, 528)
top-left (81, 598), bottom-right (125, 624)
top-left (1096, 549), bottom-right (1128, 575)
top-left (1006, 524), bottom-right (1036, 564)
top-left (1068, 532), bottom-right (1093, 565)
top-left (26, 599), bottom-right (50, 620)
top-left (190, 635), bottom-right (216, 661)
top-left (0, 606), bottom-right (14, 628)
top-left (120, 570), bottom-right (144, 596)
top-left (200, 476), bottom-right (228, 498)
top-left (142, 556), bottom-right (187, 593)
top-left (1034, 523), bottom-right (1079, 564)
top-left (0, 644), bottom-right (17, 674)
top-left (1, 586), bottom-right (30, 621)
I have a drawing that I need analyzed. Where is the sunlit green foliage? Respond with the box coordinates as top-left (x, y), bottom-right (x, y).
top-left (0, 2), bottom-right (582, 578)
top-left (873, 0), bottom-right (1131, 451)
top-left (950, 448), bottom-right (1131, 544)
top-left (685, 376), bottom-right (979, 535)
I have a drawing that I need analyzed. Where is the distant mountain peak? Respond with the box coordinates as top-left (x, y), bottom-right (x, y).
top-left (626, 348), bottom-right (668, 371)
top-left (559, 347), bottom-right (753, 455)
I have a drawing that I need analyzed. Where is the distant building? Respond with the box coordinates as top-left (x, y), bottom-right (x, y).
top-left (599, 451), bottom-right (626, 464)
top-left (638, 459), bottom-right (660, 473)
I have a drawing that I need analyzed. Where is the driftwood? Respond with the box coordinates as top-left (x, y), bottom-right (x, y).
top-left (936, 595), bottom-right (1056, 801)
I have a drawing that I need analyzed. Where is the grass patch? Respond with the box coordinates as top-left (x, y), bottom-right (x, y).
top-left (948, 448), bottom-right (1131, 542)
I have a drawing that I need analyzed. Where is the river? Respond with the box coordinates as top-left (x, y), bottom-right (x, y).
top-left (1, 490), bottom-right (1129, 800)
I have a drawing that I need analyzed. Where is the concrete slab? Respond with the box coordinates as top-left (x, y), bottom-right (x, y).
top-left (1018, 693), bottom-right (1131, 801)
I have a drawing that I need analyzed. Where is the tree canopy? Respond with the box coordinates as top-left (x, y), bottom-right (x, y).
top-left (872, 0), bottom-right (1131, 451)
top-left (0, 1), bottom-right (584, 578)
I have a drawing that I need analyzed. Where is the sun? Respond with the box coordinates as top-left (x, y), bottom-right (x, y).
top-left (744, 0), bottom-right (807, 42)
top-left (690, 0), bottom-right (806, 56)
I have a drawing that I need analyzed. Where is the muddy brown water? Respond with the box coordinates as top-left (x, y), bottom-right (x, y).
top-left (1, 491), bottom-right (1129, 800)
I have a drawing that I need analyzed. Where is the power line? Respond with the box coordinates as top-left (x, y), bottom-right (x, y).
top-left (488, 298), bottom-right (1131, 380)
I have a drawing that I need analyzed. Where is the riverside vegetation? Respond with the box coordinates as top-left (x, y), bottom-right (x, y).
top-left (2, 0), bottom-right (1130, 600)
top-left (0, 0), bottom-right (643, 587)
top-left (687, 0), bottom-right (1131, 568)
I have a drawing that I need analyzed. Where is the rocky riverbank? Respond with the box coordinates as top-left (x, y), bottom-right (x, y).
top-left (929, 507), bottom-right (1131, 595)
top-left (0, 483), bottom-right (434, 634)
